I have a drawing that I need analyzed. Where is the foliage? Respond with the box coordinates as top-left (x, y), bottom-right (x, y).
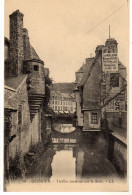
top-left (45, 76), bottom-right (52, 86)
top-left (44, 86), bottom-right (51, 105)
top-left (9, 155), bottom-right (22, 180)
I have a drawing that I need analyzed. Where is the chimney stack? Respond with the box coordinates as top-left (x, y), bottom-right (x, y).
top-left (9, 10), bottom-right (24, 76)
top-left (23, 28), bottom-right (30, 60)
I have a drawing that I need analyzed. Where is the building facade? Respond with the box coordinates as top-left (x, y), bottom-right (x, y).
top-left (4, 10), bottom-right (51, 180)
top-left (74, 37), bottom-right (127, 132)
top-left (49, 90), bottom-right (76, 113)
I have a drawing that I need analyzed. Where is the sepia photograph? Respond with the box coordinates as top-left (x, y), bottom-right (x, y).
top-left (3, 0), bottom-right (129, 192)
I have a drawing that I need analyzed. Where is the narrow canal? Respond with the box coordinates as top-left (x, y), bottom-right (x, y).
top-left (23, 121), bottom-right (121, 183)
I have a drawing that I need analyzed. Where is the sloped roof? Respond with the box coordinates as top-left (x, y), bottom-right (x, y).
top-left (50, 90), bottom-right (61, 96)
top-left (77, 57), bottom-right (95, 87)
top-left (77, 63), bottom-right (87, 73)
top-left (118, 60), bottom-right (126, 69)
top-left (76, 58), bottom-right (95, 73)
top-left (61, 93), bottom-right (71, 98)
top-left (77, 55), bottom-right (127, 88)
top-left (5, 74), bottom-right (27, 90)
top-left (118, 60), bottom-right (127, 80)
top-left (24, 44), bottom-right (41, 61)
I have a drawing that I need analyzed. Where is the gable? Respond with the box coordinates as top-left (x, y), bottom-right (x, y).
top-left (82, 52), bottom-right (102, 110)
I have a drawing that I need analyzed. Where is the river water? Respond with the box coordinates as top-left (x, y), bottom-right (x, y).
top-left (24, 122), bottom-right (120, 183)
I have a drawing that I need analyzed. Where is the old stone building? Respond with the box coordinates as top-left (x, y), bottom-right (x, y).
top-left (4, 10), bottom-right (50, 180)
top-left (74, 37), bottom-right (127, 176)
top-left (74, 37), bottom-right (127, 132)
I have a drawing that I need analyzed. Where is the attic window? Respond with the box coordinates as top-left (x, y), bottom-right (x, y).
top-left (34, 65), bottom-right (39, 71)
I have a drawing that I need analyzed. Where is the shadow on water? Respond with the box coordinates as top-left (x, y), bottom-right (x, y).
top-left (25, 133), bottom-right (119, 181)
top-left (9, 124), bottom-right (123, 183)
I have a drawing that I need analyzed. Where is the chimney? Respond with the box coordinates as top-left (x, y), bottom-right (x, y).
top-left (95, 45), bottom-right (104, 55)
top-left (23, 28), bottom-right (30, 60)
top-left (44, 68), bottom-right (49, 78)
top-left (9, 10), bottom-right (24, 76)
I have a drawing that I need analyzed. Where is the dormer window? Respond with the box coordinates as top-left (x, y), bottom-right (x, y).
top-left (34, 65), bottom-right (39, 71)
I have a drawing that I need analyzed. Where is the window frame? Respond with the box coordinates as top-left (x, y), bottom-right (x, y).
top-left (34, 65), bottom-right (39, 71)
top-left (91, 112), bottom-right (98, 124)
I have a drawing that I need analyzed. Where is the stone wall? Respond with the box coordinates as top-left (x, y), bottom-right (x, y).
top-left (30, 111), bottom-right (40, 144)
top-left (108, 135), bottom-right (127, 177)
top-left (9, 10), bottom-right (24, 76)
top-left (75, 90), bottom-right (83, 127)
top-left (112, 139), bottom-right (127, 177)
top-left (4, 43), bottom-right (9, 61)
top-left (8, 76), bottom-right (31, 159)
top-left (28, 61), bottom-right (45, 96)
top-left (8, 77), bottom-right (45, 159)
top-left (4, 87), bottom-right (16, 108)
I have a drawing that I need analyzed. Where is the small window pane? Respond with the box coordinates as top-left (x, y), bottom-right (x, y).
top-left (34, 65), bottom-right (39, 71)
top-left (91, 113), bottom-right (98, 124)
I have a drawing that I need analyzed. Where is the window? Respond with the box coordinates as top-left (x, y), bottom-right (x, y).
top-left (34, 65), bottom-right (39, 71)
top-left (55, 106), bottom-right (57, 111)
top-left (55, 101), bottom-right (57, 105)
top-left (110, 73), bottom-right (119, 87)
top-left (91, 113), bottom-right (98, 124)
top-left (18, 105), bottom-right (22, 125)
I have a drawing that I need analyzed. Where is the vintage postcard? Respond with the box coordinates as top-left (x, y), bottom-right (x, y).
top-left (3, 0), bottom-right (129, 192)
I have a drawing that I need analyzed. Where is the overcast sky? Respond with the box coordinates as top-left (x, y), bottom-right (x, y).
top-left (5, 0), bottom-right (129, 83)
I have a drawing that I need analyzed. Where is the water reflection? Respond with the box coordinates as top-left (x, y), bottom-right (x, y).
top-left (52, 138), bottom-right (76, 143)
top-left (53, 123), bottom-right (75, 133)
top-left (24, 124), bottom-right (119, 182)
top-left (51, 150), bottom-right (76, 180)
